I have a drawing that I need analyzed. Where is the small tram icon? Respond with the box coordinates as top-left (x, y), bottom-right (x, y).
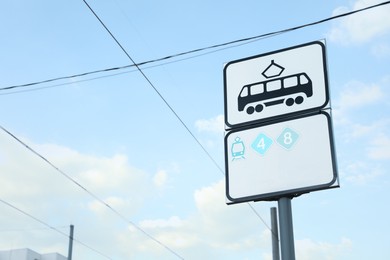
top-left (231, 137), bottom-right (245, 160)
top-left (238, 60), bottom-right (313, 115)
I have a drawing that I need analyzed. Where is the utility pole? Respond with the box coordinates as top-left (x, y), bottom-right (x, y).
top-left (278, 198), bottom-right (295, 260)
top-left (271, 207), bottom-right (280, 260)
top-left (68, 224), bottom-right (74, 260)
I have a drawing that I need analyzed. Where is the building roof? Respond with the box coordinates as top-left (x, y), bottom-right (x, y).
top-left (0, 248), bottom-right (67, 260)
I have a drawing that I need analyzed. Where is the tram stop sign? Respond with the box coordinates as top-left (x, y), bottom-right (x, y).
top-left (224, 41), bottom-right (329, 129)
top-left (223, 41), bottom-right (339, 204)
top-left (225, 111), bottom-right (339, 203)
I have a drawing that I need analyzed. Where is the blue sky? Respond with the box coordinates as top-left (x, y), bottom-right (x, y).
top-left (0, 0), bottom-right (389, 259)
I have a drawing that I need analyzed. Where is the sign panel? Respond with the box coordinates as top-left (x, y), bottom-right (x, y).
top-left (224, 41), bottom-right (329, 129)
top-left (225, 111), bottom-right (338, 203)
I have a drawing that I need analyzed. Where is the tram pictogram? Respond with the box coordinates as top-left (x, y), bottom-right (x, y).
top-left (231, 137), bottom-right (245, 160)
top-left (238, 60), bottom-right (313, 115)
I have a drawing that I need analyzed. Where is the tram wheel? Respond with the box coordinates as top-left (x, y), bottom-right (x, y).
top-left (295, 96), bottom-right (304, 104)
top-left (255, 104), bottom-right (264, 113)
top-left (246, 106), bottom-right (255, 114)
top-left (286, 98), bottom-right (294, 106)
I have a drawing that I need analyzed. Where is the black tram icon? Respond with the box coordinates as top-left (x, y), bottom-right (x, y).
top-left (238, 60), bottom-right (313, 115)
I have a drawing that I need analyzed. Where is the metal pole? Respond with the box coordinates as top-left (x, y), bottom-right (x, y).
top-left (68, 224), bottom-right (74, 260)
top-left (271, 207), bottom-right (280, 260)
top-left (278, 197), bottom-right (295, 260)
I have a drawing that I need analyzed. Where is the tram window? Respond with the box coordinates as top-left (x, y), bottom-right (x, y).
top-left (267, 80), bottom-right (281, 91)
top-left (240, 86), bottom-right (249, 97)
top-left (284, 76), bottom-right (297, 88)
top-left (251, 83), bottom-right (264, 95)
top-left (300, 74), bottom-right (309, 84)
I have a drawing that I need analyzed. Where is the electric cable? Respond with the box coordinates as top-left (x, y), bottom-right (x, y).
top-left (3, 0), bottom-right (386, 249)
top-left (1, 0), bottom-right (389, 93)
top-left (0, 124), bottom-right (184, 260)
top-left (80, 0), bottom-right (275, 236)
top-left (1, 1), bottom-right (383, 257)
top-left (80, 0), bottom-right (390, 237)
top-left (0, 37), bottom-right (268, 96)
top-left (2, 2), bottom-right (275, 244)
top-left (0, 198), bottom-right (113, 260)
top-left (0, 125), bottom-right (274, 259)
top-left (81, 0), bottom-right (225, 176)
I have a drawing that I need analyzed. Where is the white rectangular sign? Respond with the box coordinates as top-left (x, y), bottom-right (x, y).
top-left (225, 111), bottom-right (338, 203)
top-left (224, 41), bottom-right (329, 129)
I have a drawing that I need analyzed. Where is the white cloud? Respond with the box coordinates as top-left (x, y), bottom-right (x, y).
top-left (195, 114), bottom-right (224, 134)
top-left (0, 130), bottom-right (154, 255)
top-left (0, 131), bottom-right (242, 259)
top-left (371, 42), bottom-right (390, 58)
top-left (0, 130), bottom-right (358, 259)
top-left (348, 123), bottom-right (377, 139)
top-left (88, 196), bottom-right (127, 215)
top-left (76, 154), bottom-right (149, 194)
top-left (0, 131), bottom-right (360, 259)
top-left (337, 81), bottom-right (383, 110)
top-left (153, 231), bottom-right (199, 249)
top-left (140, 216), bottom-right (184, 229)
top-left (153, 170), bottom-right (168, 188)
top-left (368, 134), bottom-right (390, 159)
top-left (117, 179), bottom-right (271, 259)
top-left (335, 118), bottom-right (390, 145)
top-left (262, 237), bottom-right (352, 260)
top-left (342, 161), bottom-right (383, 185)
top-left (328, 0), bottom-right (390, 45)
top-left (194, 114), bottom-right (225, 150)
top-left (295, 237), bottom-right (352, 260)
top-left (332, 79), bottom-right (384, 128)
top-left (332, 78), bottom-right (390, 164)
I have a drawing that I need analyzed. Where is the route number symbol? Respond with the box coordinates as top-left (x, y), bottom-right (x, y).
top-left (277, 127), bottom-right (299, 150)
top-left (251, 133), bottom-right (273, 156)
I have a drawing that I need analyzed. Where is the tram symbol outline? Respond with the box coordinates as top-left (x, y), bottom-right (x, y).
top-left (237, 60), bottom-right (313, 115)
top-left (231, 137), bottom-right (245, 160)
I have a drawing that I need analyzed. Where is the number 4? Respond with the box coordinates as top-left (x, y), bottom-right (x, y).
top-left (257, 138), bottom-right (265, 150)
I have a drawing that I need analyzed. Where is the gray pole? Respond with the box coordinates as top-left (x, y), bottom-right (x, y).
top-left (68, 224), bottom-right (74, 260)
top-left (278, 197), bottom-right (295, 260)
top-left (271, 207), bottom-right (280, 260)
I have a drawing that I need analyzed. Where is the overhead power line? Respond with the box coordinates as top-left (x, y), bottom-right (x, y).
top-left (0, 124), bottom-right (184, 260)
top-left (1, 0), bottom-right (389, 93)
top-left (81, 0), bottom-right (226, 174)
top-left (75, 1), bottom-right (390, 237)
top-left (81, 0), bottom-right (274, 234)
top-left (0, 198), bottom-right (113, 260)
top-left (1, 1), bottom-right (388, 253)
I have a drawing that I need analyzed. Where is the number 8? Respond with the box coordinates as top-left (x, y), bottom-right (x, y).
top-left (284, 132), bottom-right (292, 145)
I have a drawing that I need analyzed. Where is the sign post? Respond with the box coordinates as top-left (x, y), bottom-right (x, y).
top-left (223, 41), bottom-right (339, 260)
top-left (278, 198), bottom-right (295, 260)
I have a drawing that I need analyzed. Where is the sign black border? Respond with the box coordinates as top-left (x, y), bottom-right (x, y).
top-left (224, 110), bottom-right (339, 204)
top-left (223, 40), bottom-right (329, 130)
